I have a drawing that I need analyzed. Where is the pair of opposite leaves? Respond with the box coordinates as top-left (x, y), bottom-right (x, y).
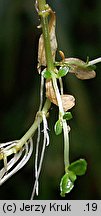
top-left (38, 6), bottom-right (96, 111)
top-left (38, 6), bottom-right (96, 79)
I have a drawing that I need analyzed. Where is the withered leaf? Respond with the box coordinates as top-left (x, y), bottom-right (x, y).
top-left (46, 79), bottom-right (56, 104)
top-left (60, 94), bottom-right (75, 111)
top-left (64, 58), bottom-right (96, 80)
top-left (46, 80), bottom-right (75, 111)
top-left (38, 10), bottom-right (57, 70)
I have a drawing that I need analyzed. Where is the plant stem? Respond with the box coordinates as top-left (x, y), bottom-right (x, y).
top-left (37, 0), bottom-right (46, 10)
top-left (37, 0), bottom-right (70, 169)
top-left (0, 99), bottom-right (51, 160)
top-left (63, 121), bottom-right (70, 170)
top-left (87, 57), bottom-right (101, 66)
top-left (0, 0), bottom-right (54, 159)
top-left (0, 0), bottom-right (69, 173)
top-left (15, 98), bottom-right (51, 151)
top-left (52, 73), bottom-right (70, 170)
top-left (38, 0), bottom-right (54, 71)
top-left (52, 75), bottom-right (64, 114)
top-left (37, 0), bottom-right (64, 114)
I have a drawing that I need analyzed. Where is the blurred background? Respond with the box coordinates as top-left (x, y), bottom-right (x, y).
top-left (0, 0), bottom-right (101, 199)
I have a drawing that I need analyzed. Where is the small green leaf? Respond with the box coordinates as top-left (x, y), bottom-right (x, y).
top-left (63, 112), bottom-right (73, 120)
top-left (60, 172), bottom-right (74, 197)
top-left (42, 69), bottom-right (52, 79)
top-left (54, 119), bottom-right (63, 135)
top-left (57, 66), bottom-right (69, 78)
top-left (87, 65), bottom-right (96, 70)
top-left (68, 170), bottom-right (77, 182)
top-left (68, 159), bottom-right (87, 176)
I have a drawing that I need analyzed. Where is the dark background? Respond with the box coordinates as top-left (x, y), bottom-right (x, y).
top-left (0, 0), bottom-right (101, 199)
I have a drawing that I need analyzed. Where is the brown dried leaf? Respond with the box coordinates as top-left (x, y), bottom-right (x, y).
top-left (38, 10), bottom-right (57, 70)
top-left (61, 95), bottom-right (75, 111)
top-left (75, 69), bottom-right (96, 80)
top-left (46, 80), bottom-right (75, 111)
top-left (46, 79), bottom-right (56, 104)
top-left (64, 58), bottom-right (96, 80)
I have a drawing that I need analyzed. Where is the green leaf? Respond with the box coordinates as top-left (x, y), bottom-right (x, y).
top-left (68, 170), bottom-right (77, 182)
top-left (87, 65), bottom-right (96, 71)
top-left (63, 112), bottom-right (73, 120)
top-left (60, 172), bottom-right (74, 197)
top-left (54, 119), bottom-right (63, 135)
top-left (68, 159), bottom-right (87, 176)
top-left (42, 69), bottom-right (52, 79)
top-left (57, 66), bottom-right (69, 78)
